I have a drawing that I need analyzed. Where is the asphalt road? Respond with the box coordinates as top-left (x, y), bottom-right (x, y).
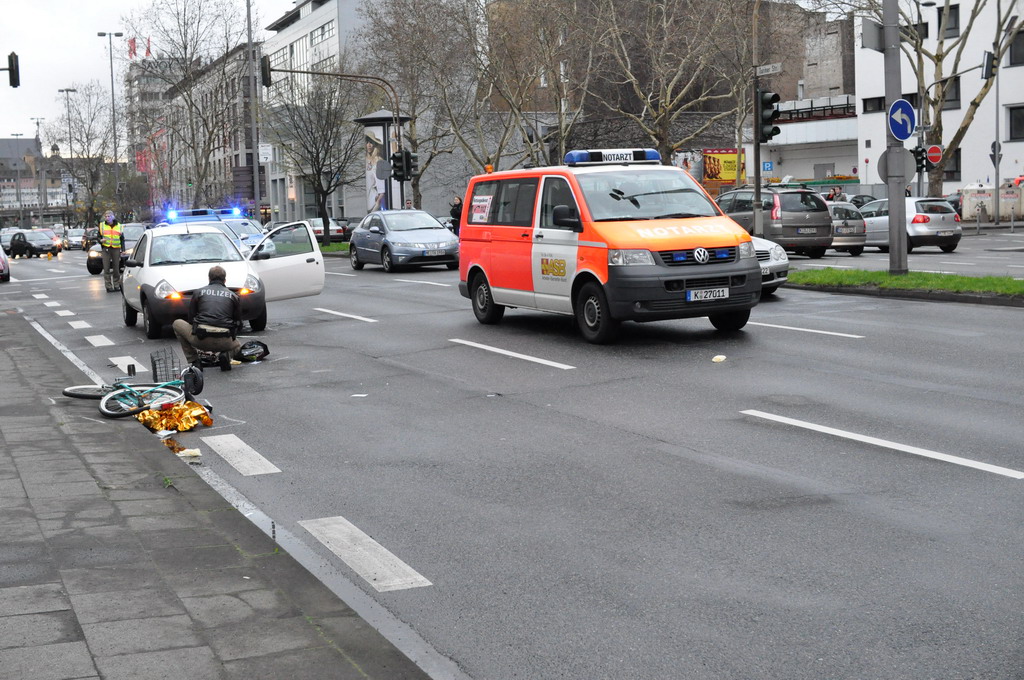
top-left (4, 246), bottom-right (1024, 679)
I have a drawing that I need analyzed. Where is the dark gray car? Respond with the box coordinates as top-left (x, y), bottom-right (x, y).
top-left (717, 186), bottom-right (833, 258)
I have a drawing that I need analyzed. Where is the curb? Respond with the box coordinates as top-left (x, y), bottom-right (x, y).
top-left (786, 283), bottom-right (1024, 308)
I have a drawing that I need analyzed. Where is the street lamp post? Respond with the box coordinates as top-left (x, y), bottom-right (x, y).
top-left (59, 87), bottom-right (77, 222)
top-left (31, 117), bottom-right (45, 211)
top-left (11, 133), bottom-right (24, 227)
top-left (245, 0), bottom-right (261, 215)
top-left (97, 31), bottom-right (123, 201)
top-left (914, 1), bottom-right (936, 196)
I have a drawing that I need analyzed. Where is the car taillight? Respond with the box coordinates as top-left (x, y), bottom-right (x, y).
top-left (771, 195), bottom-right (781, 221)
top-left (911, 214), bottom-right (930, 224)
top-left (953, 214), bottom-right (960, 222)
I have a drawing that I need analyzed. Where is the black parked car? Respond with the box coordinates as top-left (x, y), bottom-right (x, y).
top-left (9, 230), bottom-right (60, 258)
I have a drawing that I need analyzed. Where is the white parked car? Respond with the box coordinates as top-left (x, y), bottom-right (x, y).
top-left (752, 235), bottom-right (788, 296)
top-left (120, 222), bottom-right (325, 339)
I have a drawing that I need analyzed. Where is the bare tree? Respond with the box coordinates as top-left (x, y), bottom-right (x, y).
top-left (263, 73), bottom-right (365, 246)
top-left (124, 0), bottom-right (248, 207)
top-left (45, 82), bottom-right (113, 228)
top-left (585, 0), bottom-right (736, 162)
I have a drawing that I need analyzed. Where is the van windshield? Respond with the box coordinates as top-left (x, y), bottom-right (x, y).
top-left (575, 169), bottom-right (719, 221)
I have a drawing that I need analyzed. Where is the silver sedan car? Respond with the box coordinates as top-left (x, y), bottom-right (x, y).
top-left (349, 211), bottom-right (460, 272)
top-left (860, 197), bottom-right (963, 253)
top-left (826, 201), bottom-right (867, 256)
top-left (752, 235), bottom-right (788, 296)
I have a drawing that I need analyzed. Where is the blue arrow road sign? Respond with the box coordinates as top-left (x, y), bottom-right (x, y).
top-left (888, 99), bottom-right (916, 141)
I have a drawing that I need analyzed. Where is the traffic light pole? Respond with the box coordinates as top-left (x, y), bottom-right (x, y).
top-left (883, 0), bottom-right (909, 275)
top-left (751, 0), bottom-right (763, 238)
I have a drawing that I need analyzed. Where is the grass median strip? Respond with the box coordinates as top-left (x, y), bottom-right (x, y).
top-left (789, 268), bottom-right (1024, 297)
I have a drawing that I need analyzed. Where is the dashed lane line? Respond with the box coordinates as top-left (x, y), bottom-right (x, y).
top-left (85, 335), bottom-right (114, 347)
top-left (314, 307), bottom-right (377, 323)
top-left (55, 310), bottom-right (75, 317)
top-left (299, 516), bottom-right (432, 592)
top-left (32, 293), bottom-right (48, 299)
top-left (108, 356), bottom-right (149, 374)
top-left (27, 320), bottom-right (105, 384)
top-left (449, 338), bottom-right (576, 369)
top-left (325, 271), bottom-right (357, 277)
top-left (741, 409), bottom-right (1024, 479)
top-left (68, 320), bottom-right (91, 329)
top-left (747, 322), bottom-right (864, 338)
top-left (200, 434), bottom-right (282, 476)
top-left (44, 301), bottom-right (61, 307)
top-left (393, 279), bottom-right (451, 287)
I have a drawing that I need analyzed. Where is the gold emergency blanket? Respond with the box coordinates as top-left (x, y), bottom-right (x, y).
top-left (135, 400), bottom-right (213, 432)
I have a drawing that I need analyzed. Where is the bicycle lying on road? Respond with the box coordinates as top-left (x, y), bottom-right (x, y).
top-left (63, 364), bottom-right (204, 418)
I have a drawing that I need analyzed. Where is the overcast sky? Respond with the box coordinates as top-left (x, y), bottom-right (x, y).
top-left (1, 0), bottom-right (292, 145)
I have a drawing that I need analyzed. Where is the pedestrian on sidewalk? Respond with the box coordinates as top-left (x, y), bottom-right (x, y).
top-left (98, 211), bottom-right (123, 292)
top-left (449, 196), bottom-right (463, 236)
top-left (172, 265), bottom-right (243, 371)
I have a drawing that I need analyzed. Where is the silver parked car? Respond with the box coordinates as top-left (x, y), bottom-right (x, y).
top-left (826, 201), bottom-right (867, 256)
top-left (350, 210), bottom-right (460, 272)
top-left (859, 197), bottom-right (962, 253)
top-left (752, 235), bottom-right (788, 296)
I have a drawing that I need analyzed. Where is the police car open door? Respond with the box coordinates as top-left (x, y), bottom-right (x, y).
top-left (532, 176), bottom-right (580, 313)
top-left (247, 222), bottom-right (325, 301)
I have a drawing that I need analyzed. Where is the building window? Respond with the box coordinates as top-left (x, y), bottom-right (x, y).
top-left (863, 96), bottom-right (885, 113)
top-left (1010, 30), bottom-right (1024, 66)
top-left (270, 48), bottom-right (288, 69)
top-left (936, 5), bottom-right (960, 39)
top-left (943, 148), bottom-right (961, 182)
top-left (312, 56), bottom-right (336, 72)
top-left (310, 21), bottom-right (335, 46)
top-left (538, 69), bottom-right (548, 88)
top-left (1010, 105), bottom-right (1024, 141)
top-left (941, 76), bottom-right (960, 110)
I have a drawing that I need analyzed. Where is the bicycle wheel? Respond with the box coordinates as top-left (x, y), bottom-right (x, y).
top-left (98, 386), bottom-right (186, 418)
top-left (62, 384), bottom-right (110, 400)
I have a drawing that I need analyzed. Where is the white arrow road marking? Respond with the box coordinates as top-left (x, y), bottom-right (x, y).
top-left (55, 310), bottom-right (75, 317)
top-left (85, 335), bottom-right (114, 347)
top-left (450, 338), bottom-right (576, 369)
top-left (742, 410), bottom-right (1024, 479)
top-left (747, 322), bottom-right (864, 338)
top-left (200, 434), bottom-right (281, 476)
top-left (108, 356), bottom-right (149, 374)
top-left (299, 516), bottom-right (432, 592)
top-left (314, 307), bottom-right (377, 323)
top-left (68, 320), bottom-right (91, 329)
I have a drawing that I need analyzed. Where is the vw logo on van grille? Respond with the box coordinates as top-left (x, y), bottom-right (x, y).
top-left (693, 247), bottom-right (710, 264)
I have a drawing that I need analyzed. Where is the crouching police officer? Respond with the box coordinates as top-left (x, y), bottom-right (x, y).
top-left (172, 265), bottom-right (242, 371)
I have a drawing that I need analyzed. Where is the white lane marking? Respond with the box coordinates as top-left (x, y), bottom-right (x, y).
top-left (32, 293), bottom-right (49, 299)
top-left (394, 279), bottom-right (451, 287)
top-left (314, 307), bottom-right (377, 323)
top-left (68, 320), bottom-right (92, 329)
top-left (941, 261), bottom-right (973, 265)
top-left (27, 320), bottom-right (105, 384)
top-left (46, 269), bottom-right (67, 273)
top-left (326, 271), bottom-right (357, 277)
top-left (44, 301), bottom-right (61, 307)
top-left (85, 335), bottom-right (114, 347)
top-left (55, 310), bottom-right (75, 317)
top-left (916, 270), bottom-right (957, 275)
top-left (200, 434), bottom-right (281, 476)
top-left (449, 338), bottom-right (576, 370)
top-left (747, 322), bottom-right (864, 338)
top-left (742, 409), bottom-right (1024, 480)
top-left (1007, 265), bottom-right (1024, 269)
top-left (9, 274), bottom-right (91, 283)
top-left (803, 264), bottom-right (852, 268)
top-left (974, 256), bottom-right (1008, 260)
top-left (299, 516), bottom-right (432, 592)
top-left (108, 356), bottom-right (149, 374)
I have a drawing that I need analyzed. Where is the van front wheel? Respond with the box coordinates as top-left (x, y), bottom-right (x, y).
top-left (471, 275), bottom-right (504, 324)
top-left (709, 309), bottom-right (750, 332)
top-left (575, 281), bottom-right (619, 344)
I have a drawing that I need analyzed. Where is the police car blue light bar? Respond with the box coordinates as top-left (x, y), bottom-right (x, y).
top-left (232, 207), bottom-right (241, 215)
top-left (564, 148), bottom-right (661, 165)
top-left (167, 210), bottom-right (178, 220)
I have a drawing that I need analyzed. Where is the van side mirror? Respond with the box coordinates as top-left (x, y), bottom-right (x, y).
top-left (552, 205), bottom-right (582, 232)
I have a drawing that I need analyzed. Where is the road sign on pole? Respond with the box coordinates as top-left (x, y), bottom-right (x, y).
top-left (888, 99), bottom-right (916, 141)
top-left (926, 145), bottom-right (943, 164)
top-left (755, 63), bottom-right (782, 76)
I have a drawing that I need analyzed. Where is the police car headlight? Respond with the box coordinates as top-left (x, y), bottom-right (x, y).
top-left (738, 241), bottom-right (756, 259)
top-left (154, 279), bottom-right (180, 300)
top-left (770, 245), bottom-right (788, 262)
top-left (243, 274), bottom-right (261, 293)
top-left (608, 249), bottom-right (654, 266)
top-left (88, 249), bottom-right (101, 258)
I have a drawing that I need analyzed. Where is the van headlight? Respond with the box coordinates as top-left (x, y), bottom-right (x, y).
top-left (738, 241), bottom-right (756, 259)
top-left (608, 249), bottom-right (654, 266)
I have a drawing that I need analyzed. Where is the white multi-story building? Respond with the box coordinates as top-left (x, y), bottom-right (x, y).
top-left (854, 4), bottom-right (1023, 196)
top-left (262, 0), bottom-right (366, 224)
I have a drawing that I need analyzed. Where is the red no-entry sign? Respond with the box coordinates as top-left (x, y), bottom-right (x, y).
top-left (926, 145), bottom-right (943, 164)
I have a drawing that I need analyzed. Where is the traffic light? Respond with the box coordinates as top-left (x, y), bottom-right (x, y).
top-left (982, 51), bottom-right (997, 80)
top-left (7, 52), bottom-right (19, 88)
top-left (260, 55), bottom-right (272, 88)
top-left (912, 146), bottom-right (927, 172)
top-left (404, 150), bottom-right (419, 177)
top-left (756, 90), bottom-right (781, 143)
top-left (391, 151), bottom-right (406, 181)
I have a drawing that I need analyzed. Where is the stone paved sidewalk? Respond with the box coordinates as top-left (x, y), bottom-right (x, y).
top-left (0, 314), bottom-right (430, 680)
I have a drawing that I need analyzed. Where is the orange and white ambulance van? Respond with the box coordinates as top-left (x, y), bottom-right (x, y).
top-left (457, 149), bottom-right (761, 343)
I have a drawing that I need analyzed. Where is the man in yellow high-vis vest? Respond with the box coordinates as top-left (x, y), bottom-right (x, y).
top-left (99, 211), bottom-right (123, 292)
